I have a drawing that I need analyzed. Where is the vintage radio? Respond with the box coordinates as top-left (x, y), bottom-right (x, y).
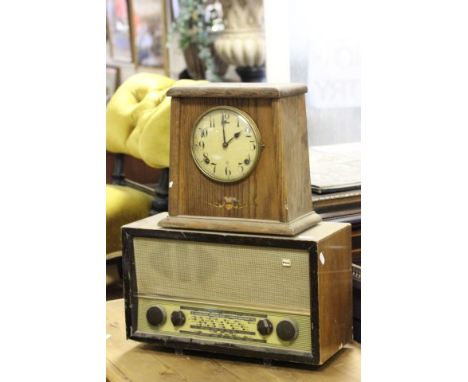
top-left (123, 213), bottom-right (352, 365)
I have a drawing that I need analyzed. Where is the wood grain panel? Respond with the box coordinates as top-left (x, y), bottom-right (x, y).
top-left (277, 95), bottom-right (313, 221)
top-left (167, 83), bottom-right (308, 98)
top-left (169, 97), bottom-right (282, 221)
top-left (168, 97), bottom-right (182, 214)
top-left (317, 225), bottom-right (353, 364)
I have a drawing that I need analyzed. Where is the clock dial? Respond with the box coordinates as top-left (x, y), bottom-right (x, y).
top-left (191, 106), bottom-right (262, 183)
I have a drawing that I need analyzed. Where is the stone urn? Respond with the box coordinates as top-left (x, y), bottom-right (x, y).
top-left (214, 0), bottom-right (266, 82)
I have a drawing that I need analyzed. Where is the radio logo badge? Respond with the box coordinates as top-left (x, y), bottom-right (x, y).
top-left (281, 259), bottom-right (291, 267)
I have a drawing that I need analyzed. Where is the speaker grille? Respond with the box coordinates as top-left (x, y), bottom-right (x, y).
top-left (133, 237), bottom-right (310, 312)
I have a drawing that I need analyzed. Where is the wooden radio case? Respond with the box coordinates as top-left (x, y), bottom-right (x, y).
top-left (123, 213), bottom-right (352, 365)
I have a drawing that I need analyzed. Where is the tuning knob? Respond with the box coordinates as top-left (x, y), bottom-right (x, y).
top-left (171, 310), bottom-right (186, 326)
top-left (257, 319), bottom-right (273, 336)
top-left (276, 319), bottom-right (298, 341)
top-left (146, 306), bottom-right (166, 326)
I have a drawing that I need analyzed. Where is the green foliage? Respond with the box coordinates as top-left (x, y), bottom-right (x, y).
top-left (171, 0), bottom-right (221, 81)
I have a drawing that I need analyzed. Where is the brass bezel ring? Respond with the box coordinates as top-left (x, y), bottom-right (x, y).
top-left (190, 106), bottom-right (263, 183)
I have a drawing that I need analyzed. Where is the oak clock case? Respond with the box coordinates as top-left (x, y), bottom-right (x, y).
top-left (160, 83), bottom-right (322, 236)
top-left (191, 106), bottom-right (262, 183)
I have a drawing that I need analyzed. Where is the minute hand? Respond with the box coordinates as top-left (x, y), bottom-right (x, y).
top-left (221, 115), bottom-right (228, 147)
top-left (226, 131), bottom-right (242, 146)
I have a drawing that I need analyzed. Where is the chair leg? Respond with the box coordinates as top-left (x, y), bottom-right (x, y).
top-left (150, 168), bottom-right (169, 215)
top-left (111, 153), bottom-right (125, 185)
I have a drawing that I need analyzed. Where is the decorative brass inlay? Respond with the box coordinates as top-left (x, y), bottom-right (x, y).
top-left (210, 196), bottom-right (246, 210)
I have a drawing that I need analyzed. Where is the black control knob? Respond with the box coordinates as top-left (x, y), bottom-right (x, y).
top-left (146, 306), bottom-right (166, 326)
top-left (276, 319), bottom-right (298, 341)
top-left (257, 319), bottom-right (273, 336)
top-left (171, 310), bottom-right (186, 326)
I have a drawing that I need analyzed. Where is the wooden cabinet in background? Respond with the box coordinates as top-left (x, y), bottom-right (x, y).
top-left (106, 152), bottom-right (162, 185)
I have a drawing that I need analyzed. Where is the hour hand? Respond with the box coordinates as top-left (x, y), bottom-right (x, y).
top-left (226, 131), bottom-right (242, 146)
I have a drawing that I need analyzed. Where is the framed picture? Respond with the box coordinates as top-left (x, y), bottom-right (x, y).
top-left (106, 65), bottom-right (120, 103)
top-left (107, 0), bottom-right (133, 62)
top-left (130, 0), bottom-right (167, 69)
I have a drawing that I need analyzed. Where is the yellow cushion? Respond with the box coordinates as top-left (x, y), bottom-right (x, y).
top-left (106, 73), bottom-right (205, 168)
top-left (106, 184), bottom-right (152, 254)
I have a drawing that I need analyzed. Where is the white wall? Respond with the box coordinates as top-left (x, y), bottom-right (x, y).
top-left (265, 0), bottom-right (361, 146)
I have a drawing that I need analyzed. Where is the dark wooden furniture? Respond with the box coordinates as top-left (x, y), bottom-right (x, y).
top-left (323, 213), bottom-right (361, 265)
top-left (107, 298), bottom-right (361, 382)
top-left (313, 190), bottom-right (361, 265)
top-left (106, 152), bottom-right (160, 185)
top-left (107, 152), bottom-right (169, 215)
top-left (352, 264), bottom-right (361, 342)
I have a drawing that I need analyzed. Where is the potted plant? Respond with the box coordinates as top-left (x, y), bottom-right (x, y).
top-left (171, 0), bottom-right (227, 81)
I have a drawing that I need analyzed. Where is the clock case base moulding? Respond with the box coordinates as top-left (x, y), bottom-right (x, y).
top-left (159, 211), bottom-right (322, 236)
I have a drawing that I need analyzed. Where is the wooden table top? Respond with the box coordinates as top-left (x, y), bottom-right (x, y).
top-left (107, 299), bottom-right (361, 382)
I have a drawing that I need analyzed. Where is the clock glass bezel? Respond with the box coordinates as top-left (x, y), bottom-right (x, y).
top-left (190, 106), bottom-right (262, 183)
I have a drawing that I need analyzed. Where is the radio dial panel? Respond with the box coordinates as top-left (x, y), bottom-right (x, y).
top-left (138, 298), bottom-right (310, 352)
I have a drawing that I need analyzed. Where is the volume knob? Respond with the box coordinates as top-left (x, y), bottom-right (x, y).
top-left (257, 319), bottom-right (273, 336)
top-left (146, 306), bottom-right (166, 326)
top-left (171, 310), bottom-right (186, 326)
top-left (276, 319), bottom-right (298, 341)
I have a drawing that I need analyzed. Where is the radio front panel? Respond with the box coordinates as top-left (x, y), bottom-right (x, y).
top-left (136, 297), bottom-right (312, 354)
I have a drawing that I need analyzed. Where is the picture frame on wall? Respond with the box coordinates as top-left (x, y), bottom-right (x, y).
top-left (106, 0), bottom-right (133, 62)
top-left (129, 0), bottom-right (167, 70)
top-left (106, 65), bottom-right (121, 103)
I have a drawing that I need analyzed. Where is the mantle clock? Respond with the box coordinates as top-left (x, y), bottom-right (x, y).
top-left (159, 83), bottom-right (321, 236)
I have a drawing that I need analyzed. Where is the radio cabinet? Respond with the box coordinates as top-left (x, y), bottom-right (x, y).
top-left (123, 213), bottom-right (352, 365)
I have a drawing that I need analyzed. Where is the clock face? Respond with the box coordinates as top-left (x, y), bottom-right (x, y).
top-left (191, 106), bottom-right (262, 183)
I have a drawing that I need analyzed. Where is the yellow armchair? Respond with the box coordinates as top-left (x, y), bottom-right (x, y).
top-left (106, 73), bottom-right (203, 262)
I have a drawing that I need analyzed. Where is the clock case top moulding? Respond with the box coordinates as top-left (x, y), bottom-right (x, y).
top-left (160, 83), bottom-right (322, 236)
